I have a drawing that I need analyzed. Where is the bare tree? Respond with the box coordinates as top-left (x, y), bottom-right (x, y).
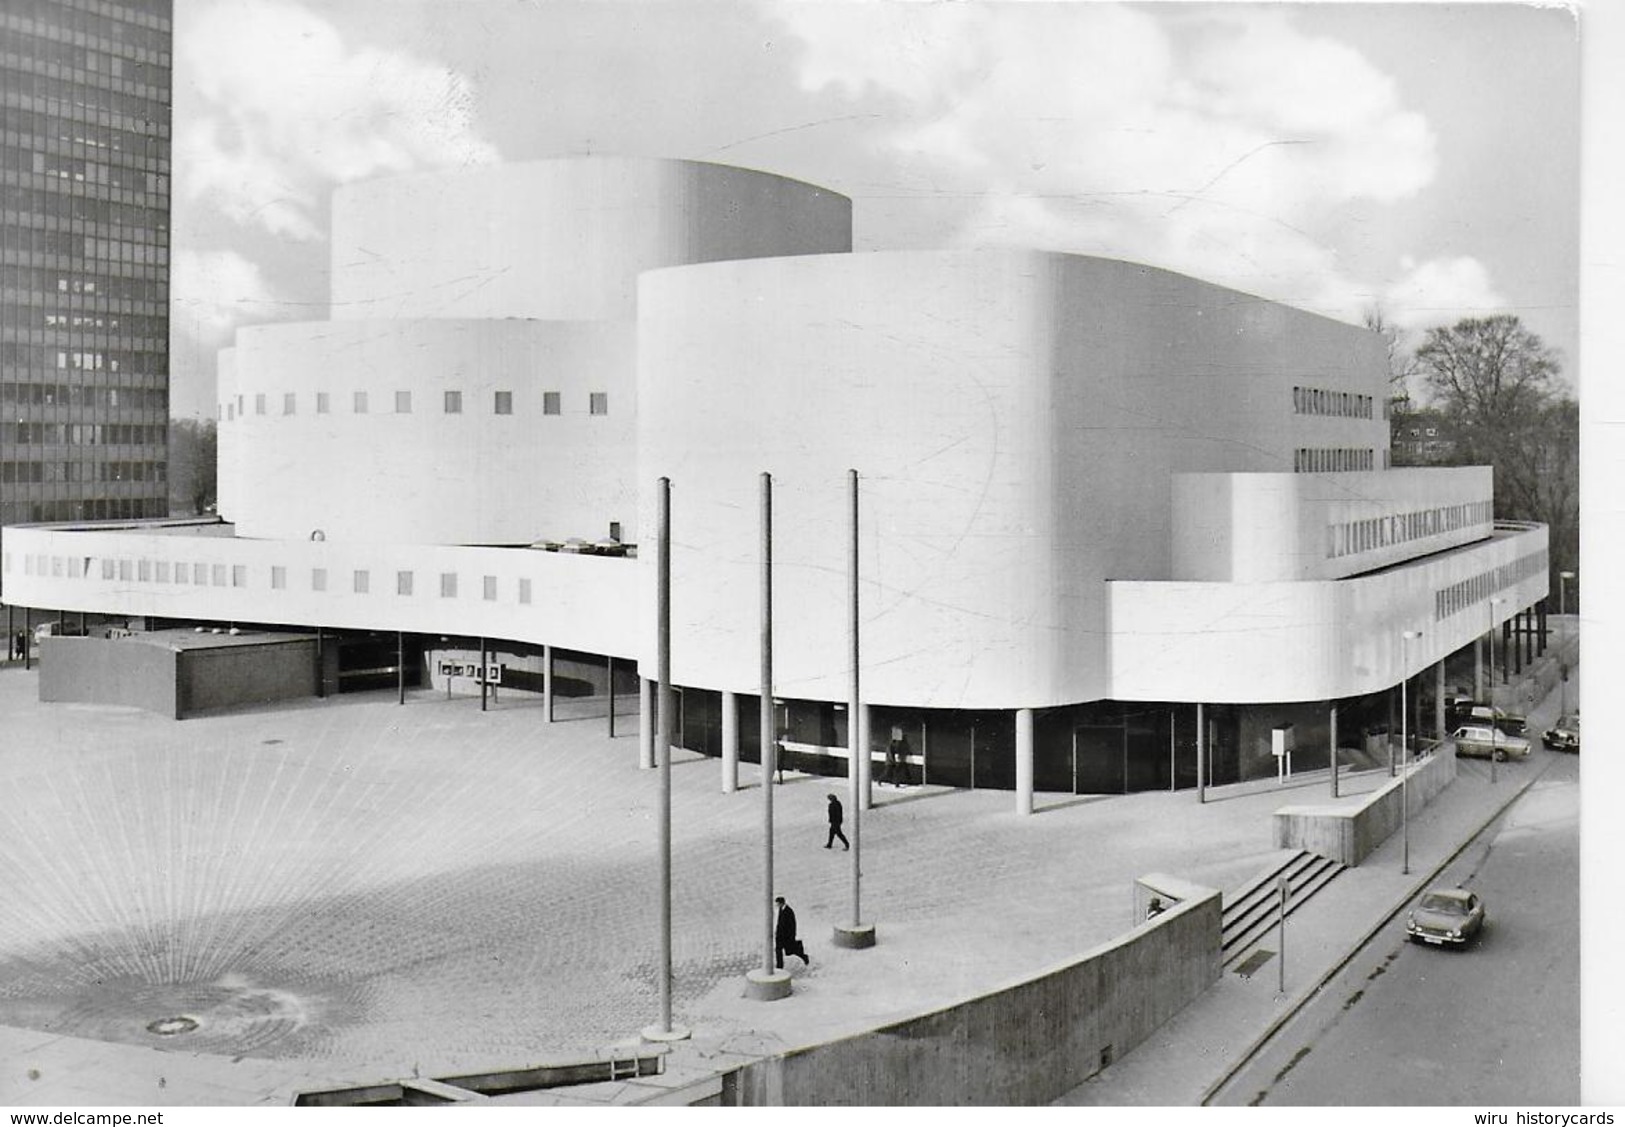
top-left (168, 418), bottom-right (218, 516)
top-left (1363, 306), bottom-right (1420, 400)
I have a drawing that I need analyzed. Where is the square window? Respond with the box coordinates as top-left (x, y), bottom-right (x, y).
top-left (173, 561), bottom-right (187, 584)
top-left (138, 558), bottom-right (150, 581)
top-left (444, 390), bottom-right (462, 414)
top-left (271, 565), bottom-right (286, 589)
top-left (255, 393), bottom-right (266, 415)
top-left (354, 391), bottom-right (369, 413)
top-left (156, 561), bottom-right (169, 582)
top-left (589, 392), bottom-right (609, 416)
top-left (211, 563), bottom-right (226, 586)
top-left (283, 392), bottom-right (296, 415)
top-left (353, 569), bottom-right (369, 594)
top-left (543, 391), bottom-right (561, 416)
top-left (312, 567), bottom-right (327, 592)
top-left (316, 391), bottom-right (330, 414)
top-left (395, 390), bottom-right (411, 414)
top-left (397, 570), bottom-right (413, 596)
top-left (494, 390), bottom-right (512, 415)
top-left (193, 562), bottom-right (207, 584)
top-left (483, 575), bottom-right (497, 601)
top-left (231, 565), bottom-right (246, 587)
top-left (518, 577), bottom-right (532, 604)
top-left (440, 572), bottom-right (457, 598)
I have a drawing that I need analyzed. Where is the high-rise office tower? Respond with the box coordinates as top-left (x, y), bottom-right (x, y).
top-left (1, 0), bottom-right (171, 525)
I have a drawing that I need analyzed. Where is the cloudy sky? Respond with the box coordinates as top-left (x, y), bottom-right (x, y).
top-left (168, 0), bottom-right (1581, 420)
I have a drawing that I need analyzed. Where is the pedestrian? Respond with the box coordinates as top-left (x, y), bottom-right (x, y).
top-left (884, 728), bottom-right (909, 786)
top-left (1146, 897), bottom-right (1166, 921)
top-left (774, 896), bottom-right (808, 969)
top-left (825, 792), bottom-right (849, 850)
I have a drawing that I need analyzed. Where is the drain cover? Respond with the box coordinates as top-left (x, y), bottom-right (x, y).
top-left (146, 1016), bottom-right (198, 1036)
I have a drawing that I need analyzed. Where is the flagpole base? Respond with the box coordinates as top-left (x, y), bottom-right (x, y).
top-left (640, 1023), bottom-right (691, 1043)
top-left (832, 923), bottom-right (876, 949)
top-left (743, 969), bottom-right (792, 1001)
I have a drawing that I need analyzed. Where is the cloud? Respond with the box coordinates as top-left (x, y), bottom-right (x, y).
top-left (1381, 256), bottom-right (1507, 330)
top-left (776, 4), bottom-right (1448, 325)
top-left (170, 248), bottom-right (288, 347)
top-left (177, 0), bottom-right (499, 242)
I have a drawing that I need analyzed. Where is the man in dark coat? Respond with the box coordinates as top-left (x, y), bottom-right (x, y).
top-left (774, 896), bottom-right (808, 968)
top-left (825, 793), bottom-right (850, 850)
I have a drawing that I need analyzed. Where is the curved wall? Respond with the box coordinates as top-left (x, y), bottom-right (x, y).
top-left (330, 158), bottom-right (854, 323)
top-left (636, 249), bottom-right (1390, 710)
top-left (219, 319), bottom-right (633, 545)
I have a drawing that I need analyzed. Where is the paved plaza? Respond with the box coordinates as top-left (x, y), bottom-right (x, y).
top-left (0, 654), bottom-right (1574, 1105)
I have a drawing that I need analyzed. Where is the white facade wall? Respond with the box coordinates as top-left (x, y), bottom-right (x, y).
top-left (219, 320), bottom-right (634, 545)
top-left (1110, 525), bottom-right (1548, 703)
top-left (637, 249), bottom-right (1393, 710)
top-left (1171, 466), bottom-right (1494, 582)
top-left (1, 526), bottom-right (638, 659)
top-left (330, 158), bottom-right (853, 323)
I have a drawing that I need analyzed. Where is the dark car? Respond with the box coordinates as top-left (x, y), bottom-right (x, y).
top-left (1543, 713), bottom-right (1579, 753)
top-left (1406, 888), bottom-right (1486, 947)
top-left (1465, 704), bottom-right (1527, 736)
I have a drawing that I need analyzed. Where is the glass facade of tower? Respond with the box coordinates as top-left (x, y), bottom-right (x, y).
top-left (0, 0), bottom-right (170, 525)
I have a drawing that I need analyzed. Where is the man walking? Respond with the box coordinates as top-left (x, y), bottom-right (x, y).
top-left (825, 793), bottom-right (850, 850)
top-left (774, 896), bottom-right (808, 969)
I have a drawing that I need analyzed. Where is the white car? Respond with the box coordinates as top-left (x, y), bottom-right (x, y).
top-left (1451, 724), bottom-right (1531, 761)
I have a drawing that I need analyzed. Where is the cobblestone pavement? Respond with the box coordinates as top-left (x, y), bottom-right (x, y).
top-left (0, 670), bottom-right (1350, 1089)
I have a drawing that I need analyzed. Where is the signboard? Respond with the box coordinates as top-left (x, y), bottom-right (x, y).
top-left (438, 661), bottom-right (504, 684)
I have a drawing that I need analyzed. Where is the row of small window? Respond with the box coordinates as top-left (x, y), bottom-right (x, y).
top-left (0, 459), bottom-right (164, 483)
top-left (0, 342), bottom-right (164, 373)
top-left (38, 312), bottom-right (165, 335)
top-left (5, 61), bottom-right (172, 116)
top-left (1, 182), bottom-right (171, 233)
top-left (1434, 550), bottom-right (1549, 623)
top-left (1293, 447), bottom-right (1375, 473)
top-left (24, 551), bottom-right (542, 607)
top-left (223, 389), bottom-right (609, 420)
top-left (1, 382), bottom-right (166, 409)
top-left (18, 149), bottom-right (169, 196)
top-left (1325, 500), bottom-right (1494, 560)
top-left (2, 103), bottom-right (168, 161)
top-left (2, 81), bottom-right (170, 142)
top-left (1292, 386), bottom-right (1374, 419)
top-left (3, 421), bottom-right (166, 445)
top-left (6, 27), bottom-right (169, 87)
top-left (1, 267), bottom-right (169, 300)
top-left (9, 1), bottom-right (173, 47)
top-left (2, 495), bottom-right (160, 523)
top-left (2, 223), bottom-right (168, 265)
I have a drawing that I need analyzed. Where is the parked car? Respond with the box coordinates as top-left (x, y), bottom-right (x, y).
top-left (1407, 888), bottom-right (1486, 947)
top-left (1451, 724), bottom-right (1531, 761)
top-left (1465, 704), bottom-right (1527, 736)
top-left (1542, 713), bottom-right (1580, 753)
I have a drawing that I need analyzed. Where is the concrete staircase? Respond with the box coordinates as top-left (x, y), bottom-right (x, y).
top-left (1220, 850), bottom-right (1345, 968)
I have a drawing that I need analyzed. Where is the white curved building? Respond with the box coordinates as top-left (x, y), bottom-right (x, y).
top-left (1, 156), bottom-right (1552, 801)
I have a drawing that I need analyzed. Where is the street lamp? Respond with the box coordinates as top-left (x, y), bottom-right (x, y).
top-left (1488, 596), bottom-right (1507, 785)
top-left (1401, 630), bottom-right (1422, 875)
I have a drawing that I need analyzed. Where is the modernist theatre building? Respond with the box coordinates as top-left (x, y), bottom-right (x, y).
top-left (0, 157), bottom-right (1550, 800)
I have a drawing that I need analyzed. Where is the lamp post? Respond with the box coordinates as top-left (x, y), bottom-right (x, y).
top-left (1559, 571), bottom-right (1575, 716)
top-left (1401, 630), bottom-right (1422, 875)
top-left (1488, 596), bottom-right (1506, 784)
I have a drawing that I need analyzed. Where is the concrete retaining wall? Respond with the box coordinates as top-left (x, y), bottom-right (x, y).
top-left (1273, 748), bottom-right (1457, 866)
top-left (728, 882), bottom-right (1222, 1105)
top-left (39, 635), bottom-right (178, 717)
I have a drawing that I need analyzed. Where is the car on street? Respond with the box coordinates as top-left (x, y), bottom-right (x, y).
top-left (1543, 713), bottom-right (1580, 753)
top-left (1466, 704), bottom-right (1527, 735)
top-left (1407, 888), bottom-right (1487, 947)
top-left (1451, 724), bottom-right (1531, 761)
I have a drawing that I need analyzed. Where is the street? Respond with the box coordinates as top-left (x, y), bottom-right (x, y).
top-left (1213, 749), bottom-right (1580, 1106)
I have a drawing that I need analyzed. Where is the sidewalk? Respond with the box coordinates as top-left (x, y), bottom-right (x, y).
top-left (0, 654), bottom-right (1574, 1107)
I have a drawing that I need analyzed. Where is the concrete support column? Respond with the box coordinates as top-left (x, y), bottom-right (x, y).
top-left (721, 689), bottom-right (739, 792)
top-left (1196, 702), bottom-right (1207, 803)
top-left (543, 644), bottom-right (554, 722)
top-left (1015, 707), bottom-right (1035, 817)
top-left (1435, 660), bottom-right (1447, 740)
top-left (1474, 634), bottom-right (1485, 700)
top-left (639, 677), bottom-right (655, 769)
top-left (1329, 703), bottom-right (1339, 798)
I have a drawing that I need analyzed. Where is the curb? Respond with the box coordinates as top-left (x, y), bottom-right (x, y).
top-left (1198, 758), bottom-right (1550, 1106)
